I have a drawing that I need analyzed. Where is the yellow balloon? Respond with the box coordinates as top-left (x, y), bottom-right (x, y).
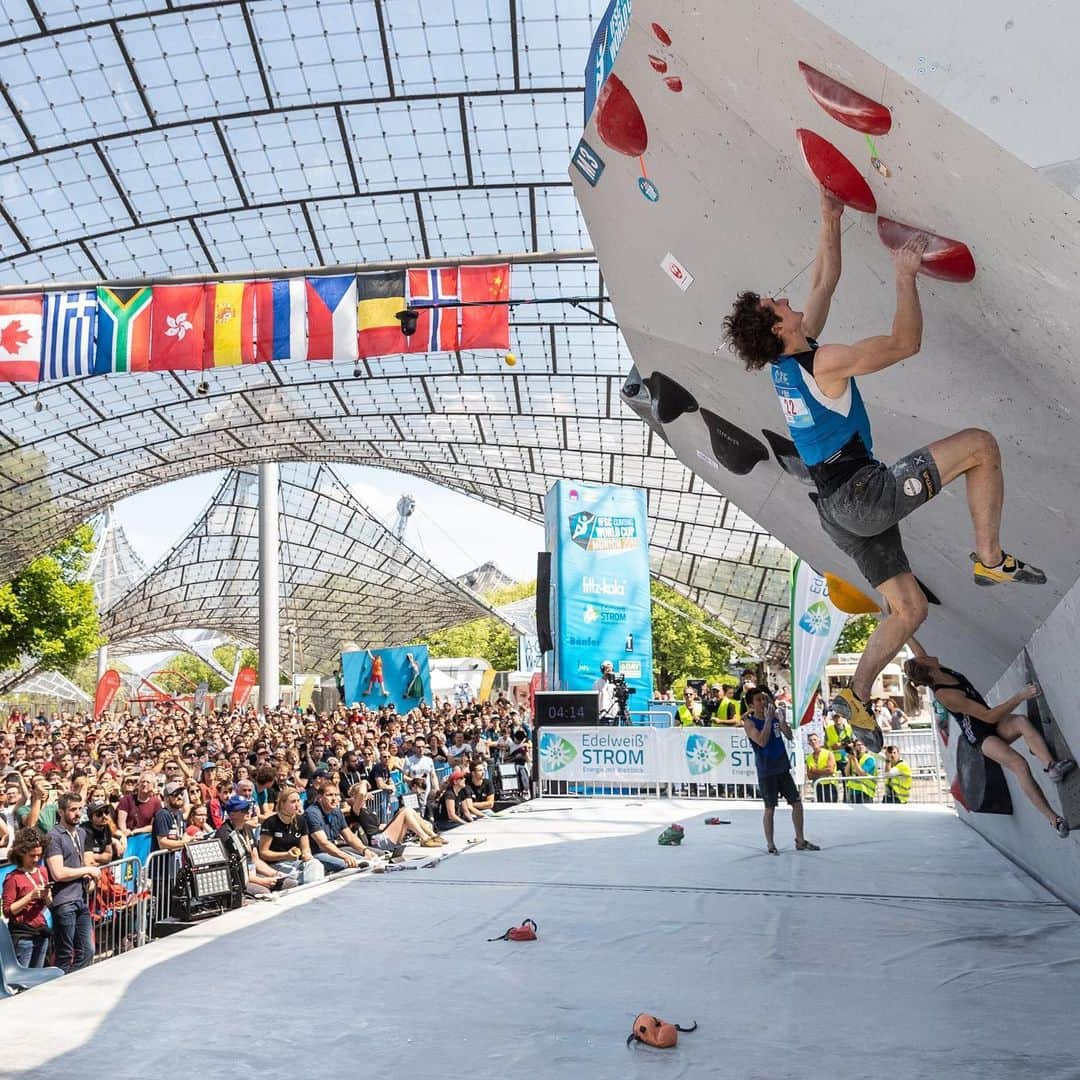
top-left (504, 352), bottom-right (517, 366)
top-left (824, 572), bottom-right (879, 615)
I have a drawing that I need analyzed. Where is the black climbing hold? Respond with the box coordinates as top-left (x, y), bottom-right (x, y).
top-left (642, 371), bottom-right (699, 425)
top-left (914, 577), bottom-right (940, 606)
top-left (700, 409), bottom-right (768, 475)
top-left (762, 428), bottom-right (811, 484)
top-left (955, 735), bottom-right (1013, 815)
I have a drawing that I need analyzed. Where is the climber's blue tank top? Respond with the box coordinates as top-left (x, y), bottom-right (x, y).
top-left (769, 341), bottom-right (873, 468)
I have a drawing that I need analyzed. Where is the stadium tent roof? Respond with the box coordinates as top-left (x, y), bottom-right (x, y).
top-left (4, 669), bottom-right (90, 705)
top-left (99, 460), bottom-right (502, 672)
top-left (0, 0), bottom-right (793, 659)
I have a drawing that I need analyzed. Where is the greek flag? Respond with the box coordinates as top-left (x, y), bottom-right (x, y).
top-left (41, 290), bottom-right (97, 380)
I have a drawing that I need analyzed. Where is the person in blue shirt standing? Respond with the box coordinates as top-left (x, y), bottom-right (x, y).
top-left (723, 188), bottom-right (1045, 750)
top-left (743, 689), bottom-right (819, 855)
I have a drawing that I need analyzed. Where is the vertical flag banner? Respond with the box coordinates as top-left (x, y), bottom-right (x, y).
top-left (253, 279), bottom-right (306, 363)
top-left (357, 270), bottom-right (407, 359)
top-left (94, 287), bottom-right (151, 374)
top-left (94, 668), bottom-right (122, 717)
top-left (789, 558), bottom-right (849, 728)
top-left (543, 481), bottom-right (654, 705)
top-left (231, 666), bottom-right (258, 708)
top-left (459, 264), bottom-right (510, 350)
top-left (150, 284), bottom-right (206, 370)
top-left (0, 295), bottom-right (43, 383)
top-left (306, 275), bottom-right (358, 362)
top-left (41, 290), bottom-right (96, 380)
top-left (203, 282), bottom-right (260, 368)
top-left (407, 267), bottom-right (460, 353)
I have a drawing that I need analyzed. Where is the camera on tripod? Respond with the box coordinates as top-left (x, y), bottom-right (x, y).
top-left (604, 670), bottom-right (635, 722)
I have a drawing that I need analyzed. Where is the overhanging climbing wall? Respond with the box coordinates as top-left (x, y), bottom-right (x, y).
top-left (573, 1), bottom-right (1080, 900)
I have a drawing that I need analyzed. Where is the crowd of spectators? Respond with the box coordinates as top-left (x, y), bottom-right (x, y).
top-left (0, 694), bottom-right (533, 975)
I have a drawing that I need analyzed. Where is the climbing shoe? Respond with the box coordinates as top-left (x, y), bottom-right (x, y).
top-left (1054, 816), bottom-right (1070, 839)
top-left (658, 824), bottom-right (685, 846)
top-left (830, 690), bottom-right (883, 753)
top-left (1046, 759), bottom-right (1077, 784)
top-left (971, 552), bottom-right (1046, 587)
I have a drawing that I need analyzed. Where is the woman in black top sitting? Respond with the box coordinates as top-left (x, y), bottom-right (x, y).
top-left (258, 788), bottom-right (323, 883)
top-left (904, 638), bottom-right (1074, 836)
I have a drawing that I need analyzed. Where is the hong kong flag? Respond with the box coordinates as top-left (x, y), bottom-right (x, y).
top-left (0, 295), bottom-right (43, 382)
top-left (149, 284), bottom-right (206, 371)
top-left (458, 264), bottom-right (510, 350)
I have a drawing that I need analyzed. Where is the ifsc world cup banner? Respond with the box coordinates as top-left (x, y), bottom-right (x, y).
top-left (789, 558), bottom-right (849, 727)
top-left (543, 481), bottom-right (654, 704)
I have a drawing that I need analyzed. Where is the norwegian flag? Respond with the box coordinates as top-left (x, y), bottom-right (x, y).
top-left (406, 268), bottom-right (460, 354)
top-left (0, 295), bottom-right (43, 382)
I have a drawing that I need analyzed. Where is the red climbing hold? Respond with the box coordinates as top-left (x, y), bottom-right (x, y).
top-left (652, 22), bottom-right (672, 46)
top-left (798, 61), bottom-right (892, 136)
top-left (796, 129), bottom-right (877, 214)
top-left (595, 73), bottom-right (648, 158)
top-left (648, 55), bottom-right (668, 74)
top-left (664, 76), bottom-right (683, 93)
top-left (877, 217), bottom-right (977, 283)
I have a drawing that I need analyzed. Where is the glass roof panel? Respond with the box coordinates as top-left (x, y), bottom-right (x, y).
top-left (383, 0), bottom-right (513, 96)
top-left (103, 124), bottom-right (241, 220)
top-left (120, 7), bottom-right (267, 124)
top-left (84, 220), bottom-right (207, 279)
top-left (248, 0), bottom-right (389, 107)
top-left (466, 91), bottom-right (581, 184)
top-left (517, 0), bottom-right (597, 88)
top-left (0, 25), bottom-right (147, 146)
top-left (198, 205), bottom-right (320, 272)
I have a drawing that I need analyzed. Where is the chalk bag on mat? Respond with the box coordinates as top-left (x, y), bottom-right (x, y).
top-left (488, 918), bottom-right (538, 942)
top-left (627, 1014), bottom-right (698, 1049)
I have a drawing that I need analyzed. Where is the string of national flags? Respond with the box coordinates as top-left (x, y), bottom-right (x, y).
top-left (0, 264), bottom-right (511, 384)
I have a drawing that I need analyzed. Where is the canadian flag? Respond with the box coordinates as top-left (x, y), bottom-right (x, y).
top-left (0, 295), bottom-right (43, 382)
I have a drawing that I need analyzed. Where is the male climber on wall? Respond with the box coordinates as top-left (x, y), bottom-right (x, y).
top-left (722, 188), bottom-right (1045, 749)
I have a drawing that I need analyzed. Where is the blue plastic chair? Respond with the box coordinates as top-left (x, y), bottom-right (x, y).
top-left (0, 921), bottom-right (64, 992)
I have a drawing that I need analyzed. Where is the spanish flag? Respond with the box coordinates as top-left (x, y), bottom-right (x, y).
top-left (203, 282), bottom-right (259, 367)
top-left (357, 270), bottom-right (406, 360)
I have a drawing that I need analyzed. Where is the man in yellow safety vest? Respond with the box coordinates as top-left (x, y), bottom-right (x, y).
top-left (824, 712), bottom-right (854, 773)
top-left (844, 738), bottom-right (877, 803)
top-left (676, 688), bottom-right (703, 726)
top-left (805, 732), bottom-right (839, 802)
top-left (881, 745), bottom-right (912, 803)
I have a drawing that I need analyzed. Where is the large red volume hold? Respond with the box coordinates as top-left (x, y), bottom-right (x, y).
top-left (796, 129), bottom-right (877, 214)
top-left (877, 217), bottom-right (977, 283)
top-left (595, 73), bottom-right (648, 157)
top-left (798, 61), bottom-right (892, 135)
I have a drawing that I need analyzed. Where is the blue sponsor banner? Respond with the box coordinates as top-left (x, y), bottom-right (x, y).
top-left (341, 645), bottom-right (431, 712)
top-left (583, 0), bottom-right (633, 124)
top-left (543, 481), bottom-right (654, 704)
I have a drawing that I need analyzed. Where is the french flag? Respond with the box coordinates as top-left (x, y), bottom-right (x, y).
top-left (253, 280), bottom-right (307, 363)
top-left (306, 275), bottom-right (358, 363)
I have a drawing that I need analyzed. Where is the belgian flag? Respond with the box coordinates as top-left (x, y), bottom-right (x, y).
top-left (357, 270), bottom-right (406, 359)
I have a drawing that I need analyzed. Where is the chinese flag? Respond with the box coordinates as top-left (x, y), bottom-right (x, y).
top-left (149, 284), bottom-right (206, 371)
top-left (458, 264), bottom-right (510, 350)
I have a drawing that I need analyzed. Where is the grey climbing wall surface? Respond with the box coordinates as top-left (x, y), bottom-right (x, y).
top-left (575, 0), bottom-right (1080, 900)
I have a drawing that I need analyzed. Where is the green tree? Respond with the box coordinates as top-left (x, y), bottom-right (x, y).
top-left (155, 653), bottom-right (227, 694)
top-left (0, 525), bottom-right (100, 676)
top-left (650, 580), bottom-right (734, 693)
top-left (419, 619), bottom-right (519, 671)
top-left (836, 613), bottom-right (877, 655)
top-left (212, 643), bottom-right (259, 673)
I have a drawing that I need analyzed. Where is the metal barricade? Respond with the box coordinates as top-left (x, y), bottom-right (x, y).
top-left (624, 711), bottom-right (673, 728)
top-left (89, 855), bottom-right (150, 965)
top-left (371, 789), bottom-right (393, 826)
top-left (144, 848), bottom-right (183, 934)
top-left (804, 767), bottom-right (950, 806)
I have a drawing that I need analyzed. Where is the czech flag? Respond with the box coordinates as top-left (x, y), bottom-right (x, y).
top-left (306, 275), bottom-right (358, 363)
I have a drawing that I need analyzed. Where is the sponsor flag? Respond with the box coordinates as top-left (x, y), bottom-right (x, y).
top-left (94, 287), bottom-right (151, 374)
top-left (406, 267), bottom-right (460, 353)
top-left (253, 279), bottom-right (306, 363)
top-left (41, 290), bottom-right (97, 380)
top-left (459, 263), bottom-right (510, 350)
top-left (231, 666), bottom-right (257, 708)
top-left (357, 270), bottom-right (406, 359)
top-left (0, 295), bottom-right (43, 383)
top-left (149, 284), bottom-right (206, 371)
top-left (94, 668), bottom-right (122, 718)
top-left (306, 274), bottom-right (358, 362)
top-left (203, 282), bottom-right (260, 368)
top-left (789, 557), bottom-right (849, 729)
